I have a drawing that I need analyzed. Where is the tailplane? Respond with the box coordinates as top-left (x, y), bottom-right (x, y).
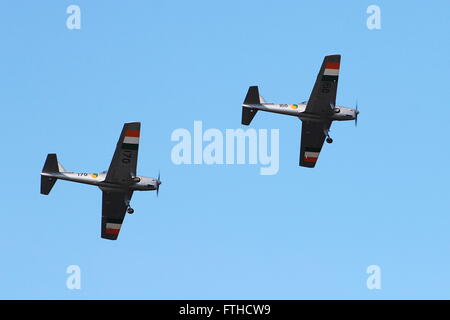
top-left (242, 86), bottom-right (261, 125)
top-left (41, 153), bottom-right (60, 195)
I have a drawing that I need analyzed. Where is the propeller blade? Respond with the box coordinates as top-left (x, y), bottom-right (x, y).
top-left (156, 171), bottom-right (161, 197)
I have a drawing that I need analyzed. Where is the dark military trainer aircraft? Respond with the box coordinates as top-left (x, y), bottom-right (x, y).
top-left (40, 122), bottom-right (162, 240)
top-left (241, 54), bottom-right (358, 168)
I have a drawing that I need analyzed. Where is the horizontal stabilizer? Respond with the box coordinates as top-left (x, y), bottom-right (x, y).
top-left (242, 86), bottom-right (261, 125)
top-left (243, 86), bottom-right (261, 105)
top-left (241, 107), bottom-right (258, 125)
top-left (42, 154), bottom-right (59, 173)
top-left (41, 153), bottom-right (60, 195)
top-left (41, 176), bottom-right (57, 195)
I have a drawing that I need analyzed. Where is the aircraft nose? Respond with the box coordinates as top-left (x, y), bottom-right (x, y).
top-left (355, 109), bottom-right (359, 115)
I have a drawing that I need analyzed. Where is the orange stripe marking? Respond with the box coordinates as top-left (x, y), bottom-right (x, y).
top-left (125, 129), bottom-right (140, 137)
top-left (106, 228), bottom-right (120, 235)
top-left (325, 62), bottom-right (340, 69)
top-left (304, 157), bottom-right (318, 163)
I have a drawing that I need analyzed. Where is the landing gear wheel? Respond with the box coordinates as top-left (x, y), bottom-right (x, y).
top-left (127, 207), bottom-right (134, 214)
top-left (326, 137), bottom-right (333, 144)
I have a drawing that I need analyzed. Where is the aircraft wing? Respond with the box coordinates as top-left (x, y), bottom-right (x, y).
top-left (299, 120), bottom-right (331, 168)
top-left (105, 122), bottom-right (140, 184)
top-left (305, 54), bottom-right (341, 115)
top-left (101, 190), bottom-right (133, 240)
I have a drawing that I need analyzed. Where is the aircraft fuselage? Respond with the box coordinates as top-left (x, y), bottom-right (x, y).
top-left (243, 103), bottom-right (358, 122)
top-left (40, 171), bottom-right (160, 191)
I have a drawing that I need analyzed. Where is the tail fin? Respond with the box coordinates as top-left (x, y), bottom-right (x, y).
top-left (242, 86), bottom-right (260, 125)
top-left (41, 153), bottom-right (59, 195)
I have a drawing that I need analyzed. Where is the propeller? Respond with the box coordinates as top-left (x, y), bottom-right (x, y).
top-left (355, 100), bottom-right (359, 127)
top-left (156, 171), bottom-right (162, 197)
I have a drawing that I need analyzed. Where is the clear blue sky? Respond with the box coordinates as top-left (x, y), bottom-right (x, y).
top-left (1, 0), bottom-right (449, 299)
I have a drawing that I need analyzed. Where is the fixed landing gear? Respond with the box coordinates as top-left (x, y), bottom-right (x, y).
top-left (125, 198), bottom-right (134, 214)
top-left (324, 127), bottom-right (333, 144)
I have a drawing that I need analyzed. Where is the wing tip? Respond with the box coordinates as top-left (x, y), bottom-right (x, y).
top-left (323, 54), bottom-right (341, 65)
top-left (101, 235), bottom-right (119, 240)
top-left (124, 121), bottom-right (141, 129)
top-left (299, 161), bottom-right (317, 168)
